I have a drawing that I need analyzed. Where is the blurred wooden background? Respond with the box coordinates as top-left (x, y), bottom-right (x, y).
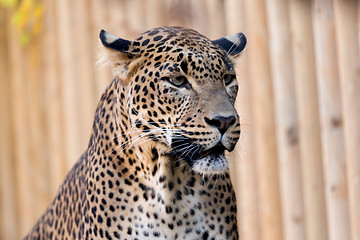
top-left (0, 0), bottom-right (359, 239)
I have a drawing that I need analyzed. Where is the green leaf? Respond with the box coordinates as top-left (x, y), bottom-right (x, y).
top-left (20, 32), bottom-right (30, 46)
top-left (0, 0), bottom-right (18, 9)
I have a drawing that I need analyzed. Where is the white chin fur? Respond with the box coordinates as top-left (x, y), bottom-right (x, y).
top-left (191, 154), bottom-right (229, 174)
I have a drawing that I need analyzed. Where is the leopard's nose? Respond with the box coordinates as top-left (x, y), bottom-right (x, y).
top-left (204, 116), bottom-right (236, 135)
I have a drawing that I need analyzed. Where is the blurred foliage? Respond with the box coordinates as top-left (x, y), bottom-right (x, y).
top-left (0, 0), bottom-right (43, 46)
top-left (0, 0), bottom-right (18, 8)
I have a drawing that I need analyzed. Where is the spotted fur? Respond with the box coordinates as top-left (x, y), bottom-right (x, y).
top-left (25, 26), bottom-right (246, 240)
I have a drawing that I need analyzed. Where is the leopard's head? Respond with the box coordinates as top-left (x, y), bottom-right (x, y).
top-left (100, 26), bottom-right (246, 174)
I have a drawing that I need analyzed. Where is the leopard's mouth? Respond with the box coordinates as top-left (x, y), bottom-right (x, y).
top-left (169, 136), bottom-right (229, 173)
top-left (197, 143), bottom-right (226, 159)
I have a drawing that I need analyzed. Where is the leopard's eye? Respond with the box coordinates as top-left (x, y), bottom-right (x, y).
top-left (162, 76), bottom-right (191, 89)
top-left (171, 76), bottom-right (187, 86)
top-left (224, 74), bottom-right (236, 86)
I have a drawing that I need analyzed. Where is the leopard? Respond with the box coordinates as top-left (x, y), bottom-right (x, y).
top-left (24, 26), bottom-right (246, 240)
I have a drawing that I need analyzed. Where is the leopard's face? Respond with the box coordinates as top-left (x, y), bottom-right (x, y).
top-left (100, 27), bottom-right (246, 174)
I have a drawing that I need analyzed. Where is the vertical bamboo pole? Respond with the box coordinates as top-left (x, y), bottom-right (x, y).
top-left (243, 0), bottom-right (283, 239)
top-left (25, 30), bottom-right (50, 224)
top-left (125, 0), bottom-right (146, 36)
top-left (0, 10), bottom-right (18, 240)
top-left (312, 0), bottom-right (351, 239)
top-left (333, 1), bottom-right (360, 239)
top-left (90, 0), bottom-right (113, 99)
top-left (266, 1), bottom-right (306, 239)
top-left (107, 0), bottom-right (127, 36)
top-left (42, 0), bottom-right (67, 196)
top-left (189, 0), bottom-right (209, 34)
top-left (206, 0), bottom-right (226, 38)
top-left (145, 0), bottom-right (167, 30)
top-left (225, 1), bottom-right (260, 240)
top-left (289, 1), bottom-right (328, 240)
top-left (7, 16), bottom-right (35, 238)
top-left (56, 0), bottom-right (81, 169)
top-left (167, 0), bottom-right (192, 28)
top-left (72, 0), bottom-right (97, 148)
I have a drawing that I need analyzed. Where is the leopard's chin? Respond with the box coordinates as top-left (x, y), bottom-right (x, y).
top-left (188, 143), bottom-right (228, 174)
top-left (191, 153), bottom-right (229, 174)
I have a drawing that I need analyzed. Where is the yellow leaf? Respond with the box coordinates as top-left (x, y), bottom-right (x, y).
top-left (33, 20), bottom-right (42, 35)
top-left (12, 8), bottom-right (28, 32)
top-left (19, 0), bottom-right (33, 13)
top-left (33, 3), bottom-right (43, 18)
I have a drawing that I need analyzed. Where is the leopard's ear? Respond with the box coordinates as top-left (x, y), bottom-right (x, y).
top-left (213, 33), bottom-right (246, 57)
top-left (100, 29), bottom-right (133, 54)
top-left (99, 29), bottom-right (141, 83)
